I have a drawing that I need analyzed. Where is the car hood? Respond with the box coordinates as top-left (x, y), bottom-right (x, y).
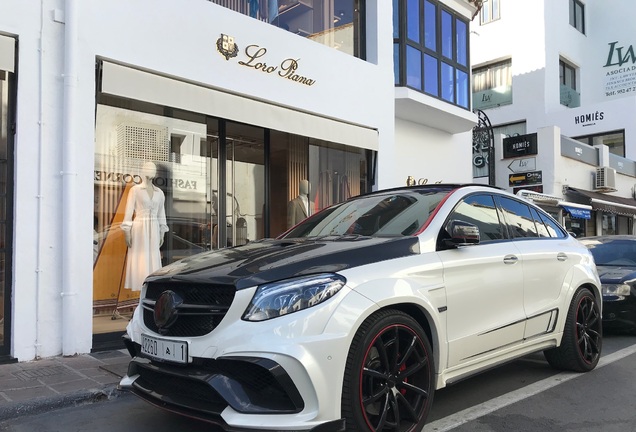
top-left (147, 236), bottom-right (420, 290)
top-left (595, 265), bottom-right (636, 284)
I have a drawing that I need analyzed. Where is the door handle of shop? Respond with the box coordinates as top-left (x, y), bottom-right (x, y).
top-left (557, 252), bottom-right (568, 261)
top-left (503, 255), bottom-right (519, 264)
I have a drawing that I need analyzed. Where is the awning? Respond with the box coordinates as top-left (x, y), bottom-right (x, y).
top-left (565, 187), bottom-right (636, 217)
top-left (560, 205), bottom-right (591, 220)
top-left (100, 61), bottom-right (379, 151)
top-left (0, 34), bottom-right (15, 73)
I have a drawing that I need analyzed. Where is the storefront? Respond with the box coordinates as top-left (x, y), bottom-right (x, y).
top-left (92, 57), bottom-right (377, 346)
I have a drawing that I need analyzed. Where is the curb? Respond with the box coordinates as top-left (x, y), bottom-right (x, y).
top-left (0, 384), bottom-right (121, 421)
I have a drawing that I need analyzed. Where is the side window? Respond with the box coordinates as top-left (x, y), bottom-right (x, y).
top-left (530, 208), bottom-right (551, 238)
top-left (539, 212), bottom-right (568, 238)
top-left (498, 197), bottom-right (538, 238)
top-left (446, 194), bottom-right (504, 243)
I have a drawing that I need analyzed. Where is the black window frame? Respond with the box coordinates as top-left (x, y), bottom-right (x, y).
top-left (573, 129), bottom-right (626, 158)
top-left (569, 0), bottom-right (585, 34)
top-left (393, 0), bottom-right (471, 110)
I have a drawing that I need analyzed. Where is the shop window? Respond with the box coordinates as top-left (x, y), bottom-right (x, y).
top-left (569, 0), bottom-right (585, 34)
top-left (559, 58), bottom-right (580, 108)
top-left (573, 130), bottom-right (625, 157)
top-left (393, 0), bottom-right (470, 109)
top-left (472, 59), bottom-right (512, 110)
top-left (0, 69), bottom-right (13, 355)
top-left (93, 93), bottom-right (374, 341)
top-left (210, 0), bottom-right (365, 59)
top-left (480, 0), bottom-right (500, 25)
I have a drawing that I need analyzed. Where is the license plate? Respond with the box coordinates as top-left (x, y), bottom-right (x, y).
top-left (141, 334), bottom-right (188, 364)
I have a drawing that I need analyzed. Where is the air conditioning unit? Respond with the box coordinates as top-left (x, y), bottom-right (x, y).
top-left (594, 166), bottom-right (617, 192)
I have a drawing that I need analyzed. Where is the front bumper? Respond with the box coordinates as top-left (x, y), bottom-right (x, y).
top-left (121, 336), bottom-right (345, 432)
top-left (602, 295), bottom-right (636, 331)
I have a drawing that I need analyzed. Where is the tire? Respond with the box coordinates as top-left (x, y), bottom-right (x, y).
top-left (544, 288), bottom-right (602, 372)
top-left (341, 310), bottom-right (435, 432)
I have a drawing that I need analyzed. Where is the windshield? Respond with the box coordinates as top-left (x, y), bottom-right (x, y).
top-left (281, 189), bottom-right (451, 239)
top-left (582, 239), bottom-right (636, 266)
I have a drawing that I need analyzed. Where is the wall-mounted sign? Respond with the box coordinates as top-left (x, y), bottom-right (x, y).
top-left (603, 41), bottom-right (636, 97)
top-left (507, 157), bottom-right (536, 173)
top-left (503, 133), bottom-right (538, 159)
top-left (574, 110), bottom-right (605, 127)
top-left (509, 170), bottom-right (542, 187)
top-left (406, 176), bottom-right (443, 186)
top-left (216, 34), bottom-right (316, 86)
top-left (513, 185), bottom-right (543, 195)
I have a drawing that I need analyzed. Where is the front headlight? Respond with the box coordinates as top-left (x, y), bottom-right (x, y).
top-left (243, 273), bottom-right (347, 322)
top-left (602, 283), bottom-right (631, 297)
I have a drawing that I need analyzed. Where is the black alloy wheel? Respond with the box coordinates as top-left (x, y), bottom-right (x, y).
top-left (544, 288), bottom-right (602, 372)
top-left (342, 310), bottom-right (434, 432)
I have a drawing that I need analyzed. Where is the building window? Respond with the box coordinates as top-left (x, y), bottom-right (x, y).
top-left (393, 0), bottom-right (470, 109)
top-left (559, 58), bottom-right (580, 108)
top-left (480, 0), bottom-right (500, 25)
top-left (569, 0), bottom-right (585, 34)
top-left (573, 130), bottom-right (625, 157)
top-left (472, 59), bottom-right (512, 110)
top-left (210, 0), bottom-right (365, 59)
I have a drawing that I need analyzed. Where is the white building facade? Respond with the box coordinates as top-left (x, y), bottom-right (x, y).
top-left (0, 0), bottom-right (477, 362)
top-left (471, 0), bottom-right (636, 237)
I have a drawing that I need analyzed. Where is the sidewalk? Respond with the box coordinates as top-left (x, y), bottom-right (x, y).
top-left (0, 349), bottom-right (131, 421)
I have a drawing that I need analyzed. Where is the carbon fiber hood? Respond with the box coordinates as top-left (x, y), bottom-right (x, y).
top-left (147, 236), bottom-right (420, 290)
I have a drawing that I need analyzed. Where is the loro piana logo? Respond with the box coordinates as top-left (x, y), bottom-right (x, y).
top-left (217, 34), bottom-right (239, 60)
top-left (215, 33), bottom-right (316, 86)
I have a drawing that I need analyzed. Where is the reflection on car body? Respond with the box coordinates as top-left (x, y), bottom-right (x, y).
top-left (119, 184), bottom-right (602, 432)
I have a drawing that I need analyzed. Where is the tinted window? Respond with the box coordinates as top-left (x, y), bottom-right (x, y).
top-left (499, 197), bottom-right (538, 238)
top-left (539, 212), bottom-right (567, 238)
top-left (530, 208), bottom-right (550, 238)
top-left (283, 189), bottom-right (451, 238)
top-left (447, 194), bottom-right (504, 243)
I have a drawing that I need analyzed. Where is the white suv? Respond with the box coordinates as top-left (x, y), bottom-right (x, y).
top-left (119, 184), bottom-right (602, 432)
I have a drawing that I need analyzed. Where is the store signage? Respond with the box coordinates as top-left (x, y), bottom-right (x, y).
top-left (406, 176), bottom-right (443, 186)
top-left (603, 41), bottom-right (636, 97)
top-left (503, 133), bottom-right (538, 159)
top-left (94, 170), bottom-right (199, 190)
top-left (574, 110), bottom-right (604, 127)
top-left (216, 34), bottom-right (316, 86)
top-left (513, 185), bottom-right (543, 195)
top-left (509, 171), bottom-right (542, 187)
top-left (507, 157), bottom-right (536, 173)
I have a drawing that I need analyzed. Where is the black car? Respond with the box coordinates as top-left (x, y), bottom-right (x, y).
top-left (580, 235), bottom-right (636, 333)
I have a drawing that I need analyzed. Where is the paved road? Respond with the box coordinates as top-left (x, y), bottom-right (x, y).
top-left (1, 333), bottom-right (635, 432)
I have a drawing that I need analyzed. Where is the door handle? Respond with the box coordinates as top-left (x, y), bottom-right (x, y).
top-left (503, 254), bottom-right (519, 264)
top-left (557, 252), bottom-right (568, 261)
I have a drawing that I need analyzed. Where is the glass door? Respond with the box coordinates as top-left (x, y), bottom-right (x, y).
top-left (221, 122), bottom-right (265, 247)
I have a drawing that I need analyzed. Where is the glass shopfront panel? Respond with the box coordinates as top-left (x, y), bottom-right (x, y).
top-left (0, 66), bottom-right (13, 357)
top-left (93, 95), bottom-right (373, 345)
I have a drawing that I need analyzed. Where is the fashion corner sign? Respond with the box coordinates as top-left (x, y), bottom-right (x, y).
top-left (216, 34), bottom-right (316, 86)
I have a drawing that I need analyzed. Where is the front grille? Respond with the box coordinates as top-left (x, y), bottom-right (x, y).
top-left (143, 282), bottom-right (236, 337)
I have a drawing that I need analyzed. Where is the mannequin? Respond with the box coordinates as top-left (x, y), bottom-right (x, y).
top-left (121, 161), bottom-right (169, 291)
top-left (287, 179), bottom-right (314, 228)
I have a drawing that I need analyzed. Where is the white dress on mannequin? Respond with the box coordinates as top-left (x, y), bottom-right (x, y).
top-left (121, 179), bottom-right (169, 292)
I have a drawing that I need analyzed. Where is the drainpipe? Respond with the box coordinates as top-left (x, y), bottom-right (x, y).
top-left (60, 0), bottom-right (79, 356)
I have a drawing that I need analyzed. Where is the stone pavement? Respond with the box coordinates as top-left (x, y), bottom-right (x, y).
top-left (0, 349), bottom-right (131, 421)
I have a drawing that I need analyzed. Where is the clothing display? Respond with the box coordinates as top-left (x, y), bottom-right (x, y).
top-left (121, 183), bottom-right (169, 291)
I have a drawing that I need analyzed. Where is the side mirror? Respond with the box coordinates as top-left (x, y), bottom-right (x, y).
top-left (444, 220), bottom-right (480, 247)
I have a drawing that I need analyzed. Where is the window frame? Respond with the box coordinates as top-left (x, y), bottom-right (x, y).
top-left (393, 0), bottom-right (471, 110)
top-left (479, 0), bottom-right (501, 25)
top-left (573, 129), bottom-right (626, 157)
top-left (569, 0), bottom-right (585, 34)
